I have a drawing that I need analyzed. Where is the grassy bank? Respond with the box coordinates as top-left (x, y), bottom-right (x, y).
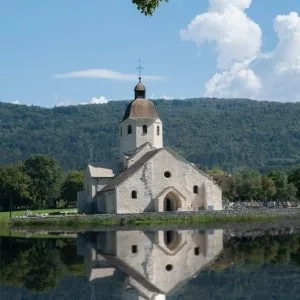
top-left (0, 209), bottom-right (77, 224)
top-left (8, 209), bottom-right (300, 230)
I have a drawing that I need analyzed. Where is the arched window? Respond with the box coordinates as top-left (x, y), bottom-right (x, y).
top-left (194, 247), bottom-right (200, 256)
top-left (157, 126), bottom-right (160, 136)
top-left (131, 190), bottom-right (137, 199)
top-left (193, 185), bottom-right (198, 194)
top-left (143, 125), bottom-right (147, 135)
top-left (128, 125), bottom-right (132, 134)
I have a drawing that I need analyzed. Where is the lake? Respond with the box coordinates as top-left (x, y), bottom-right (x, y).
top-left (1, 223), bottom-right (300, 299)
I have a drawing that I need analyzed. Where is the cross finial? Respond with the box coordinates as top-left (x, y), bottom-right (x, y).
top-left (137, 59), bottom-right (143, 82)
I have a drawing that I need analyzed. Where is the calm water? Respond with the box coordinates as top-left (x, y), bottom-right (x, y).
top-left (1, 226), bottom-right (300, 300)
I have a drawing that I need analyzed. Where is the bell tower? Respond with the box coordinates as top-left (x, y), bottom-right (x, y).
top-left (119, 61), bottom-right (163, 157)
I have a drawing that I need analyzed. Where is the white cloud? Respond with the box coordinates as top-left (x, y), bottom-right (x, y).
top-left (181, 1), bottom-right (300, 102)
top-left (180, 0), bottom-right (262, 69)
top-left (80, 96), bottom-right (109, 105)
top-left (160, 95), bottom-right (174, 100)
top-left (205, 62), bottom-right (262, 98)
top-left (56, 96), bottom-right (109, 107)
top-left (10, 100), bottom-right (21, 105)
top-left (53, 68), bottom-right (166, 81)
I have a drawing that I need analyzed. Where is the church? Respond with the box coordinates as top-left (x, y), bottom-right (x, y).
top-left (77, 76), bottom-right (222, 214)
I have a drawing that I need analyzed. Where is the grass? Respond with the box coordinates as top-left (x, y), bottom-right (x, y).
top-left (8, 209), bottom-right (300, 230)
top-left (0, 208), bottom-right (77, 223)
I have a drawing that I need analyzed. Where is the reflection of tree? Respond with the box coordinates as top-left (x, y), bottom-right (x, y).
top-left (0, 238), bottom-right (83, 293)
top-left (219, 233), bottom-right (300, 267)
top-left (24, 243), bottom-right (66, 292)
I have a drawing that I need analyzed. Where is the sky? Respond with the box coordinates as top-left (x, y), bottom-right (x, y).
top-left (1, 0), bottom-right (300, 107)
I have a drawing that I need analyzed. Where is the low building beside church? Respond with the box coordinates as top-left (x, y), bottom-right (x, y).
top-left (77, 77), bottom-right (222, 214)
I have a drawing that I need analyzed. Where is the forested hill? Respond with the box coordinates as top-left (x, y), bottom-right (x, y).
top-left (1, 98), bottom-right (300, 172)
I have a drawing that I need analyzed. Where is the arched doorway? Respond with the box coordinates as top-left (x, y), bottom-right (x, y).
top-left (164, 192), bottom-right (181, 212)
top-left (164, 231), bottom-right (182, 251)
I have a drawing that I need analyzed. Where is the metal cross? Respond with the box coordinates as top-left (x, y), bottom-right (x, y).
top-left (137, 59), bottom-right (143, 81)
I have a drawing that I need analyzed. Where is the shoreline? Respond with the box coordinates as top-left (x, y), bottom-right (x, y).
top-left (8, 208), bottom-right (300, 230)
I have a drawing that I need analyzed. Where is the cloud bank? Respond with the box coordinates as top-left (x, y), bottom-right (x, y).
top-left (56, 96), bottom-right (109, 107)
top-left (181, 0), bottom-right (300, 102)
top-left (54, 69), bottom-right (166, 81)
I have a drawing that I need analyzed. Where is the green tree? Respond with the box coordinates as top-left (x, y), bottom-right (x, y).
top-left (268, 171), bottom-right (298, 203)
top-left (61, 171), bottom-right (84, 207)
top-left (24, 155), bottom-right (63, 208)
top-left (0, 164), bottom-right (31, 210)
top-left (132, 0), bottom-right (168, 15)
top-left (289, 166), bottom-right (300, 199)
top-left (233, 169), bottom-right (262, 201)
top-left (261, 176), bottom-right (277, 202)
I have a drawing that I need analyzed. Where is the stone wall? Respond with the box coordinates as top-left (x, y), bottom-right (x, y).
top-left (116, 148), bottom-right (222, 213)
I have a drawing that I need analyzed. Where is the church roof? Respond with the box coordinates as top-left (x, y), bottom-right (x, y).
top-left (122, 98), bottom-right (160, 121)
top-left (88, 164), bottom-right (114, 178)
top-left (101, 148), bottom-right (162, 192)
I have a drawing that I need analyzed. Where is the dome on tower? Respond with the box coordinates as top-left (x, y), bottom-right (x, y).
top-left (122, 98), bottom-right (160, 121)
top-left (122, 78), bottom-right (160, 121)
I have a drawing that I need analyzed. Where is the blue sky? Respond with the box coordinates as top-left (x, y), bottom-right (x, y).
top-left (1, 0), bottom-right (300, 106)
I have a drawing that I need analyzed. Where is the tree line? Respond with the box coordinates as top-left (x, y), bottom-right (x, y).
top-left (0, 155), bottom-right (83, 211)
top-left (218, 167), bottom-right (300, 205)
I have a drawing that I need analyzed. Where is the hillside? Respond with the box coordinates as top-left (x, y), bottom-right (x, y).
top-left (1, 98), bottom-right (300, 172)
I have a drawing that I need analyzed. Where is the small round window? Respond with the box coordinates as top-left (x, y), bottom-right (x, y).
top-left (164, 171), bottom-right (171, 178)
top-left (165, 264), bottom-right (173, 271)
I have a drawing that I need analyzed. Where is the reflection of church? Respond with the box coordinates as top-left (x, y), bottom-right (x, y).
top-left (77, 230), bottom-right (223, 299)
top-left (78, 71), bottom-right (222, 214)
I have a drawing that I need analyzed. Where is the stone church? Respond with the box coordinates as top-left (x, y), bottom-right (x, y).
top-left (77, 77), bottom-right (222, 214)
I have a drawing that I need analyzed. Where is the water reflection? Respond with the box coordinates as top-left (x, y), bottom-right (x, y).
top-left (77, 230), bottom-right (223, 300)
top-left (1, 227), bottom-right (300, 299)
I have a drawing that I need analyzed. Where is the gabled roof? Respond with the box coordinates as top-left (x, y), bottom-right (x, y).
top-left (88, 163), bottom-right (114, 178)
top-left (127, 142), bottom-right (154, 160)
top-left (101, 148), bottom-right (162, 192)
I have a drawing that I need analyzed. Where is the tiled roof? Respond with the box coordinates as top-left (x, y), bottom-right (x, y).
top-left (122, 98), bottom-right (160, 121)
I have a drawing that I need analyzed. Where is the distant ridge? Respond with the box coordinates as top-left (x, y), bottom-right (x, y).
top-left (1, 98), bottom-right (300, 172)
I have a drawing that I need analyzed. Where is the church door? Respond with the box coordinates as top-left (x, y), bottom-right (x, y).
top-left (165, 198), bottom-right (173, 211)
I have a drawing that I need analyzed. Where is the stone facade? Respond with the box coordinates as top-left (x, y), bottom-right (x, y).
top-left (77, 78), bottom-right (222, 214)
top-left (99, 148), bottom-right (221, 214)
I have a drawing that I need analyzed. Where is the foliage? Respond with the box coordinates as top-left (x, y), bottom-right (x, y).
top-left (0, 163), bottom-right (31, 210)
top-left (132, 0), bottom-right (168, 15)
top-left (268, 171), bottom-right (297, 202)
top-left (230, 168), bottom-right (299, 203)
top-left (289, 166), bottom-right (300, 199)
top-left (232, 169), bottom-right (262, 201)
top-left (24, 155), bottom-right (63, 208)
top-left (0, 238), bottom-right (81, 293)
top-left (1, 99), bottom-right (300, 172)
top-left (61, 171), bottom-right (84, 206)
